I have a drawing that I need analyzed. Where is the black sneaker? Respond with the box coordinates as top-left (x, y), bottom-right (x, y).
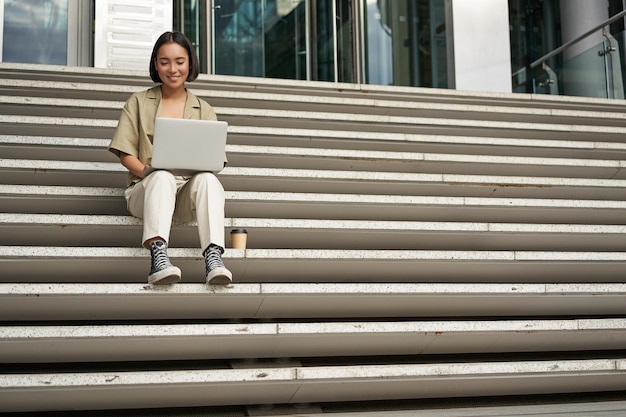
top-left (148, 240), bottom-right (181, 285)
top-left (204, 244), bottom-right (232, 285)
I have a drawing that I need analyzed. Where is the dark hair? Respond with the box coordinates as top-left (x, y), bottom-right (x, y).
top-left (149, 31), bottom-right (199, 83)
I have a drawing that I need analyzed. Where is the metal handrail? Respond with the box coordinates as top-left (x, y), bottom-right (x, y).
top-left (530, 9), bottom-right (626, 69)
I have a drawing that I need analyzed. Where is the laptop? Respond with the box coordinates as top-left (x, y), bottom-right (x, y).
top-left (148, 118), bottom-right (228, 175)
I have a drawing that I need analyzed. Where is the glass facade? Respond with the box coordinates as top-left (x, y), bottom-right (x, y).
top-left (203, 0), bottom-right (447, 87)
top-left (363, 0), bottom-right (447, 88)
top-left (211, 0), bottom-right (356, 82)
top-left (509, 0), bottom-right (626, 99)
top-left (2, 0), bottom-right (69, 65)
top-left (509, 0), bottom-right (561, 94)
top-left (175, 0), bottom-right (207, 72)
top-left (2, 0), bottom-right (626, 99)
top-left (212, 0), bottom-right (266, 78)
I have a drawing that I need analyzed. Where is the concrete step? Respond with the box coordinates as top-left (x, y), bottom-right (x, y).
top-left (2, 246), bottom-right (626, 283)
top-left (3, 159), bottom-right (626, 199)
top-left (272, 399), bottom-right (626, 417)
top-left (2, 213), bottom-right (626, 251)
top-left (2, 318), bottom-right (625, 363)
top-left (0, 114), bottom-right (117, 139)
top-left (3, 135), bottom-right (625, 178)
top-left (3, 185), bottom-right (626, 223)
top-left (227, 126), bottom-right (626, 159)
top-left (3, 282), bottom-right (625, 320)
top-left (3, 62), bottom-right (626, 116)
top-left (2, 72), bottom-right (626, 128)
top-left (0, 185), bottom-right (127, 215)
top-left (3, 98), bottom-right (626, 143)
top-left (5, 122), bottom-right (626, 162)
top-left (1, 358), bottom-right (625, 413)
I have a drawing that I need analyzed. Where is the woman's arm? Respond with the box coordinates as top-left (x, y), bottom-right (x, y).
top-left (120, 152), bottom-right (150, 179)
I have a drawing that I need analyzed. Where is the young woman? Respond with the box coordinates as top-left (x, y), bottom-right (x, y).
top-left (108, 31), bottom-right (232, 286)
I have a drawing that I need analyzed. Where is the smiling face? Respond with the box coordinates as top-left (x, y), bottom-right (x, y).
top-left (154, 42), bottom-right (189, 91)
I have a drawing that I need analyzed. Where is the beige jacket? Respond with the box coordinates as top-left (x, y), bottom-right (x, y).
top-left (108, 85), bottom-right (225, 187)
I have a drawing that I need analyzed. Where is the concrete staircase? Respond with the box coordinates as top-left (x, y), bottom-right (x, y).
top-left (1, 63), bottom-right (626, 415)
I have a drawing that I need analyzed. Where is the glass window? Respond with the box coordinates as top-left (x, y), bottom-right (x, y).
top-left (362, 0), bottom-right (448, 88)
top-left (210, 0), bottom-right (447, 86)
top-left (176, 0), bottom-right (207, 72)
top-left (213, 0), bottom-right (307, 79)
top-left (264, 0), bottom-right (307, 79)
top-left (336, 0), bottom-right (357, 83)
top-left (311, 0), bottom-right (334, 81)
top-left (509, 0), bottom-right (562, 94)
top-left (211, 0), bottom-right (356, 83)
top-left (2, 0), bottom-right (69, 65)
top-left (509, 0), bottom-right (626, 99)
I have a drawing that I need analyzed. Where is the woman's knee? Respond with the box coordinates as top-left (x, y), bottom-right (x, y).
top-left (144, 170), bottom-right (176, 189)
top-left (193, 172), bottom-right (224, 192)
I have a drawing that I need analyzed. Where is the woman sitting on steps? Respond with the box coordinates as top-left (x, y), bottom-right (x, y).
top-left (108, 31), bottom-right (232, 286)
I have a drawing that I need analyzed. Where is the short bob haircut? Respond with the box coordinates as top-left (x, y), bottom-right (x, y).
top-left (149, 31), bottom-right (199, 83)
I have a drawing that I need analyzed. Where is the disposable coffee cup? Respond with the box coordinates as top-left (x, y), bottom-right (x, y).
top-left (230, 228), bottom-right (248, 250)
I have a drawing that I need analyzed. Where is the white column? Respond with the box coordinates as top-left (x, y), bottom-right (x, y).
top-left (447, 0), bottom-right (512, 93)
top-left (560, 0), bottom-right (612, 97)
top-left (561, 0), bottom-right (608, 61)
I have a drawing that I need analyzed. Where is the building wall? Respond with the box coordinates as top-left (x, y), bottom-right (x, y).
top-left (448, 0), bottom-right (512, 93)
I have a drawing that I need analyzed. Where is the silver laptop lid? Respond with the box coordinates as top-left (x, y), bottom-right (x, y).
top-left (150, 118), bottom-right (228, 175)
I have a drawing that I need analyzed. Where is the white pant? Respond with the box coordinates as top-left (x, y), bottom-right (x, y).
top-left (125, 170), bottom-right (226, 251)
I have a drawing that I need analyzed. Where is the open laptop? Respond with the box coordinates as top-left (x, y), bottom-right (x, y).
top-left (148, 118), bottom-right (228, 176)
